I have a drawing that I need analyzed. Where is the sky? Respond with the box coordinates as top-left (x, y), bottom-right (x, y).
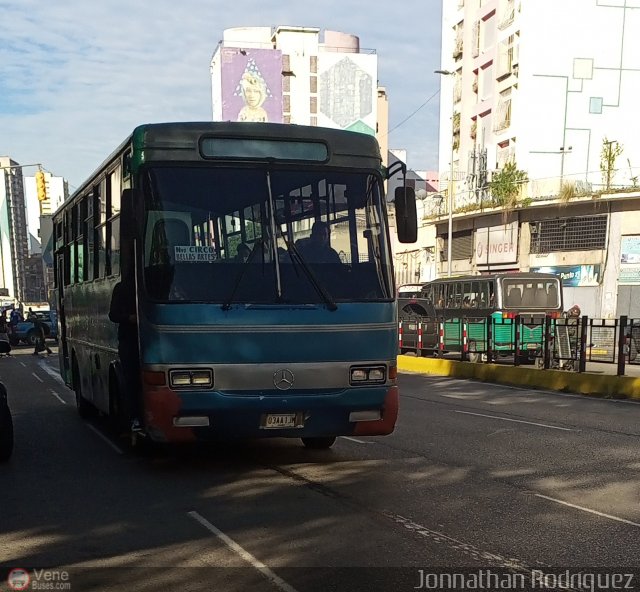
top-left (0, 0), bottom-right (443, 191)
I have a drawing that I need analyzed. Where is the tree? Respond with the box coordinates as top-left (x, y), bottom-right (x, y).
top-left (488, 161), bottom-right (528, 214)
top-left (600, 137), bottom-right (623, 191)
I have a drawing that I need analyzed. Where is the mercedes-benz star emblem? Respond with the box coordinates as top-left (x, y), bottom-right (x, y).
top-left (273, 369), bottom-right (295, 390)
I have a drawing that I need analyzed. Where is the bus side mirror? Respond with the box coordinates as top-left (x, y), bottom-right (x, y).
top-left (121, 188), bottom-right (143, 241)
top-left (395, 186), bottom-right (417, 243)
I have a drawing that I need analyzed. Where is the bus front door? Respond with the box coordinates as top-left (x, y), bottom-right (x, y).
top-left (56, 256), bottom-right (71, 384)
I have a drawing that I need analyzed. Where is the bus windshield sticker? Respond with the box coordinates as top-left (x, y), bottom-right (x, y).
top-left (174, 245), bottom-right (217, 262)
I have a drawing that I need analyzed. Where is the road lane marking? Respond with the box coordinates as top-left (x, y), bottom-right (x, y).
top-left (454, 410), bottom-right (574, 431)
top-left (85, 423), bottom-right (124, 455)
top-left (340, 436), bottom-right (375, 444)
top-left (535, 494), bottom-right (640, 528)
top-left (50, 389), bottom-right (67, 405)
top-left (383, 510), bottom-right (531, 572)
top-left (38, 360), bottom-right (66, 385)
top-left (31, 372), bottom-right (44, 383)
top-left (19, 361), bottom-right (26, 368)
top-left (188, 511), bottom-right (299, 592)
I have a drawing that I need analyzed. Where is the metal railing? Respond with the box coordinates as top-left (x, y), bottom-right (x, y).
top-left (398, 314), bottom-right (640, 376)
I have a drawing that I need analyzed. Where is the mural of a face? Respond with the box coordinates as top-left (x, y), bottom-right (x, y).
top-left (238, 73), bottom-right (268, 122)
top-left (243, 81), bottom-right (263, 107)
top-left (221, 48), bottom-right (283, 123)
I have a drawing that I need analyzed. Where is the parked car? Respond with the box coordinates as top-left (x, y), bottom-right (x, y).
top-left (0, 382), bottom-right (13, 461)
top-left (9, 310), bottom-right (58, 346)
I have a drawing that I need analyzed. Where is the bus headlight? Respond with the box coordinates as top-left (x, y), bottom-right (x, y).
top-left (169, 369), bottom-right (213, 389)
top-left (350, 365), bottom-right (386, 385)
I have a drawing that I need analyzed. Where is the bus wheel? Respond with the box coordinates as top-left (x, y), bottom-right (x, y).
top-left (0, 400), bottom-right (13, 462)
top-left (109, 382), bottom-right (128, 435)
top-left (301, 436), bottom-right (336, 449)
top-left (73, 359), bottom-right (92, 419)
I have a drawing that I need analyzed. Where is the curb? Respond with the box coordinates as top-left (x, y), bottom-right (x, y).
top-left (397, 356), bottom-right (640, 400)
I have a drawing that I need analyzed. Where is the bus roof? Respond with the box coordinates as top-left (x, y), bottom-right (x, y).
top-left (419, 272), bottom-right (561, 283)
top-left (62, 122), bottom-right (384, 213)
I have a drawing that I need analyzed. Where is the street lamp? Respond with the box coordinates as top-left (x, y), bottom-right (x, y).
top-left (435, 69), bottom-right (456, 277)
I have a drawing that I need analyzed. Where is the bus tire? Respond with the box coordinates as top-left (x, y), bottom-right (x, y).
top-left (0, 397), bottom-right (13, 462)
top-left (109, 368), bottom-right (129, 434)
top-left (72, 357), bottom-right (92, 419)
top-left (301, 436), bottom-right (336, 449)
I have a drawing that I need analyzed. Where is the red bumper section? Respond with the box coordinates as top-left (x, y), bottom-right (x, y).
top-left (143, 386), bottom-right (197, 443)
top-left (352, 386), bottom-right (399, 437)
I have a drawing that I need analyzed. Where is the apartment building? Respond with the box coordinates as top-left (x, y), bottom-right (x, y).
top-left (405, 0), bottom-right (640, 318)
top-left (210, 26), bottom-right (385, 156)
top-left (0, 157), bottom-right (30, 305)
top-left (23, 172), bottom-right (68, 302)
top-left (24, 172), bottom-right (68, 254)
top-left (440, 0), bottom-right (640, 205)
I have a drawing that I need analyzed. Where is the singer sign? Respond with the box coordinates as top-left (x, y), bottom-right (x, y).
top-left (475, 221), bottom-right (519, 265)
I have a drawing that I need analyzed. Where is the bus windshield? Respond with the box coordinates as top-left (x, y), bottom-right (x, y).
top-left (140, 166), bottom-right (393, 304)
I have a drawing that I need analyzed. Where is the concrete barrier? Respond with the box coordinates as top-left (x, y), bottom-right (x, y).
top-left (397, 355), bottom-right (640, 400)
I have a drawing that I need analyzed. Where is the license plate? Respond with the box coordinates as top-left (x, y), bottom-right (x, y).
top-left (590, 348), bottom-right (608, 355)
top-left (261, 413), bottom-right (302, 429)
top-left (526, 343), bottom-right (538, 349)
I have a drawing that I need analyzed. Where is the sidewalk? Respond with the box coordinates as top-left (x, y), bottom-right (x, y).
top-left (397, 354), bottom-right (640, 400)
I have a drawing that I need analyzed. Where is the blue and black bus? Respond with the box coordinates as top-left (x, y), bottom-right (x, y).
top-left (52, 122), bottom-right (416, 448)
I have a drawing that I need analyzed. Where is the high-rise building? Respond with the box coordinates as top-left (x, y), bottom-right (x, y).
top-left (439, 0), bottom-right (640, 207)
top-left (23, 172), bottom-right (68, 303)
top-left (210, 26), bottom-right (385, 157)
top-left (419, 0), bottom-right (640, 317)
top-left (0, 157), bottom-right (30, 306)
top-left (24, 172), bottom-right (68, 255)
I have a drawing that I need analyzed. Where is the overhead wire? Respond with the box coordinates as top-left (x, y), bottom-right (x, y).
top-left (384, 88), bottom-right (441, 137)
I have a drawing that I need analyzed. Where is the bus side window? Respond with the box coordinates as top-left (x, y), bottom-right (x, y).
top-left (489, 281), bottom-right (497, 307)
top-left (452, 282), bottom-right (462, 308)
top-left (462, 282), bottom-right (472, 308)
top-left (434, 285), bottom-right (445, 308)
top-left (470, 281), bottom-right (480, 308)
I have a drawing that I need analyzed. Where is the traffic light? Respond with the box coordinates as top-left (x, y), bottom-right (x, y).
top-left (35, 171), bottom-right (47, 202)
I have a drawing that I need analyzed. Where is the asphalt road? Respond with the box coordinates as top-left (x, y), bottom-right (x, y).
top-left (2, 344), bottom-right (640, 591)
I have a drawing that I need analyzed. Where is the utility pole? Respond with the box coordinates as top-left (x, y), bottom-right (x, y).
top-left (435, 69), bottom-right (456, 277)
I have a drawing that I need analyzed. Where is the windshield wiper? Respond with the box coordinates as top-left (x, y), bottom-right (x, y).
top-left (221, 239), bottom-right (263, 311)
top-left (281, 235), bottom-right (338, 312)
top-left (222, 169), bottom-right (337, 312)
top-left (265, 169), bottom-right (337, 312)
